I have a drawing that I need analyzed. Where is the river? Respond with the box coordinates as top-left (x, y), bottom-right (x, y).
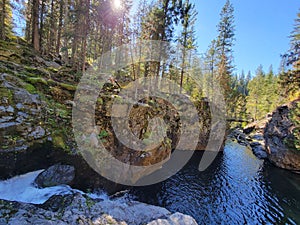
top-left (0, 141), bottom-right (299, 224)
top-left (130, 141), bottom-right (300, 224)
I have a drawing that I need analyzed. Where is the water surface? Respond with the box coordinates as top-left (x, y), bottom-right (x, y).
top-left (130, 141), bottom-right (300, 224)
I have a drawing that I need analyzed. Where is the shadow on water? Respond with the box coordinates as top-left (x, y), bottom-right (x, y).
top-left (130, 141), bottom-right (300, 224)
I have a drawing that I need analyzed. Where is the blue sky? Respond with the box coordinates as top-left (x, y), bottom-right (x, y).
top-left (14, 0), bottom-right (298, 76)
top-left (191, 0), bottom-right (299, 75)
top-left (131, 0), bottom-right (299, 75)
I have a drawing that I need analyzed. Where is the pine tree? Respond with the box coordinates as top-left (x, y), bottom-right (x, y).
top-left (280, 8), bottom-right (300, 99)
top-left (178, 0), bottom-right (197, 90)
top-left (141, 0), bottom-right (181, 77)
top-left (247, 65), bottom-right (281, 120)
top-left (205, 39), bottom-right (217, 78)
top-left (215, 0), bottom-right (235, 116)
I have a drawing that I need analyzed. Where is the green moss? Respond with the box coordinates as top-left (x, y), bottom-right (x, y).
top-left (56, 108), bottom-right (70, 119)
top-left (23, 71), bottom-right (38, 77)
top-left (0, 66), bottom-right (15, 75)
top-left (24, 66), bottom-right (49, 77)
top-left (26, 77), bottom-right (48, 85)
top-left (24, 66), bottom-right (39, 74)
top-left (98, 130), bottom-right (109, 139)
top-left (23, 83), bottom-right (37, 94)
top-left (0, 87), bottom-right (13, 102)
top-left (97, 98), bottom-right (103, 105)
top-left (47, 67), bottom-right (59, 73)
top-left (47, 79), bottom-right (77, 91)
top-left (53, 135), bottom-right (66, 149)
top-left (59, 82), bottom-right (77, 91)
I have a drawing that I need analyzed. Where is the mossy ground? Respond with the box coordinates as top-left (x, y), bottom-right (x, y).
top-left (0, 39), bottom-right (77, 154)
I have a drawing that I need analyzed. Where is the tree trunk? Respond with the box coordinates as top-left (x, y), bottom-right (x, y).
top-left (71, 0), bottom-right (81, 69)
top-left (39, 0), bottom-right (45, 53)
top-left (62, 0), bottom-right (70, 63)
top-left (49, 0), bottom-right (55, 54)
top-left (56, 0), bottom-right (64, 54)
top-left (32, 0), bottom-right (40, 51)
top-left (180, 26), bottom-right (188, 92)
top-left (0, 0), bottom-right (6, 40)
top-left (81, 0), bottom-right (90, 72)
top-left (25, 0), bottom-right (32, 42)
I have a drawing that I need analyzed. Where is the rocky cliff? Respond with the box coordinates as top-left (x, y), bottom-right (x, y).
top-left (264, 100), bottom-right (300, 172)
top-left (0, 38), bottom-right (215, 190)
top-left (0, 38), bottom-right (202, 225)
top-left (232, 99), bottom-right (300, 172)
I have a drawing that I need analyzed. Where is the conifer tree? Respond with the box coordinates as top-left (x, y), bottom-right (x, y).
top-left (280, 8), bottom-right (300, 99)
top-left (178, 0), bottom-right (197, 90)
top-left (215, 0), bottom-right (235, 116)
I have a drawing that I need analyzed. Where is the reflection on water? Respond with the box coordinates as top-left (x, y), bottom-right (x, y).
top-left (131, 141), bottom-right (300, 224)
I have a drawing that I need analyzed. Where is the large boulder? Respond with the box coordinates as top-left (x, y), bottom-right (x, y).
top-left (34, 164), bottom-right (75, 188)
top-left (264, 100), bottom-right (300, 172)
top-left (74, 88), bottom-right (216, 185)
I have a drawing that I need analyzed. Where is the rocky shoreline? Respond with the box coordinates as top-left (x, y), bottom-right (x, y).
top-left (229, 99), bottom-right (300, 173)
top-left (0, 167), bottom-right (198, 225)
top-left (0, 192), bottom-right (197, 225)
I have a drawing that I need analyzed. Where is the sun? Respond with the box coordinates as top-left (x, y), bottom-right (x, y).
top-left (113, 0), bottom-right (122, 10)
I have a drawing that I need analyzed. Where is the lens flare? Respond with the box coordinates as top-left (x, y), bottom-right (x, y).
top-left (113, 0), bottom-right (122, 10)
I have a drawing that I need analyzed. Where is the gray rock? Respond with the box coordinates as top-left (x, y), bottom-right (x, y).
top-left (17, 111), bottom-right (28, 118)
top-left (15, 116), bottom-right (25, 123)
top-left (14, 90), bottom-right (40, 106)
top-left (16, 103), bottom-right (24, 110)
top-left (28, 126), bottom-right (46, 139)
top-left (35, 56), bottom-right (46, 64)
top-left (148, 212), bottom-right (198, 225)
top-left (34, 165), bottom-right (75, 188)
top-left (264, 101), bottom-right (300, 171)
top-left (251, 134), bottom-right (264, 141)
top-left (0, 106), bottom-right (14, 116)
top-left (0, 122), bottom-right (17, 130)
top-left (94, 198), bottom-right (170, 224)
top-left (251, 145), bottom-right (268, 159)
top-left (0, 106), bottom-right (6, 113)
top-left (250, 142), bottom-right (261, 147)
top-left (6, 106), bottom-right (14, 114)
top-left (45, 61), bottom-right (61, 69)
top-left (0, 116), bottom-right (14, 123)
top-left (0, 193), bottom-right (198, 225)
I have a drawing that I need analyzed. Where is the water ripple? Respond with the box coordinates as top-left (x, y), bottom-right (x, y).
top-left (131, 141), bottom-right (300, 224)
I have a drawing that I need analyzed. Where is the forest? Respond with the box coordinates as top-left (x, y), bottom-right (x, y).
top-left (0, 1), bottom-right (300, 224)
top-left (0, 0), bottom-right (299, 126)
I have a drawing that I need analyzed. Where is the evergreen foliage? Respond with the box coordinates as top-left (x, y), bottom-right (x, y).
top-left (0, 0), bottom-right (298, 129)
